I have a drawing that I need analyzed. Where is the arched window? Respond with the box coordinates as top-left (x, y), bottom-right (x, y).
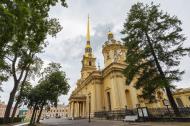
top-left (89, 61), bottom-right (92, 66)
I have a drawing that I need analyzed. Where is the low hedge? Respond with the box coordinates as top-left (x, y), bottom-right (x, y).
top-left (0, 117), bottom-right (22, 124)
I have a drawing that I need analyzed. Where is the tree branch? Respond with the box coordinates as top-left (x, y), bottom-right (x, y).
top-left (12, 54), bottom-right (18, 82)
top-left (4, 56), bottom-right (13, 62)
top-left (17, 64), bottom-right (27, 83)
top-left (17, 52), bottom-right (33, 83)
top-left (21, 64), bottom-right (31, 86)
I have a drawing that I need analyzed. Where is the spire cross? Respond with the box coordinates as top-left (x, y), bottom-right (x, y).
top-left (108, 26), bottom-right (111, 32)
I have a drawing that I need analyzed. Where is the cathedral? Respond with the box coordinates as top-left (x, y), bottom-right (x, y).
top-left (68, 17), bottom-right (166, 118)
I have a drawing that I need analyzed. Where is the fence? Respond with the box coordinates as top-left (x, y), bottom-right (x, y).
top-left (94, 109), bottom-right (137, 120)
top-left (148, 107), bottom-right (190, 117)
top-left (94, 107), bottom-right (190, 120)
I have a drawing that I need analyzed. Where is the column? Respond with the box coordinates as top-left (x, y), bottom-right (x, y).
top-left (94, 80), bottom-right (103, 112)
top-left (76, 101), bottom-right (79, 117)
top-left (78, 102), bottom-right (80, 117)
top-left (83, 101), bottom-right (86, 117)
top-left (81, 102), bottom-right (83, 117)
top-left (73, 102), bottom-right (75, 118)
top-left (75, 102), bottom-right (77, 117)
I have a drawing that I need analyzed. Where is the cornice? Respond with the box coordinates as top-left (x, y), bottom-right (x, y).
top-left (70, 70), bottom-right (102, 97)
top-left (102, 41), bottom-right (125, 53)
top-left (102, 62), bottom-right (127, 78)
top-left (70, 62), bottom-right (127, 98)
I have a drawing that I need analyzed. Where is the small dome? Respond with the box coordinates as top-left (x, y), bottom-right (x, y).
top-left (107, 31), bottom-right (113, 35)
top-left (107, 31), bottom-right (114, 40)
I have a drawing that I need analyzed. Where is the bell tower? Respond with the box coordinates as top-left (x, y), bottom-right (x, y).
top-left (102, 31), bottom-right (126, 67)
top-left (81, 16), bottom-right (96, 79)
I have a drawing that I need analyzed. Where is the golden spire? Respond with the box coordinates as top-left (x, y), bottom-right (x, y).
top-left (85, 15), bottom-right (93, 57)
top-left (86, 15), bottom-right (90, 42)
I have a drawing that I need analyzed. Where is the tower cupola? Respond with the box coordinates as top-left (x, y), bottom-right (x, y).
top-left (102, 31), bottom-right (126, 67)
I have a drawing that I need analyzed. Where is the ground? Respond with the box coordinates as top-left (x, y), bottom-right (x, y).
top-left (40, 118), bottom-right (190, 126)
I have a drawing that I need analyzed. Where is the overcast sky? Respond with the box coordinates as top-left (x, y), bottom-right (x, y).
top-left (1, 0), bottom-right (190, 105)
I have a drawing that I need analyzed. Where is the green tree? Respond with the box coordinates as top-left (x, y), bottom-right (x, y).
top-left (36, 63), bottom-right (70, 123)
top-left (28, 63), bottom-right (70, 125)
top-left (122, 2), bottom-right (190, 115)
top-left (0, 0), bottom-right (67, 122)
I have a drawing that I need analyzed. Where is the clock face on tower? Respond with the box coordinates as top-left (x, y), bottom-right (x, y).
top-left (113, 49), bottom-right (123, 62)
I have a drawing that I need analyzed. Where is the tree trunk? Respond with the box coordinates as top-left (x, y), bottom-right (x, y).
top-left (11, 99), bottom-right (20, 122)
top-left (4, 53), bottom-right (31, 124)
top-left (36, 104), bottom-right (44, 123)
top-left (145, 32), bottom-right (180, 116)
top-left (30, 104), bottom-right (37, 125)
top-left (165, 86), bottom-right (180, 115)
top-left (11, 80), bottom-right (25, 120)
top-left (4, 82), bottom-right (19, 123)
top-left (33, 109), bottom-right (38, 124)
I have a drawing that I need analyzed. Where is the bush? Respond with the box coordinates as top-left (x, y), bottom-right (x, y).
top-left (0, 117), bottom-right (22, 124)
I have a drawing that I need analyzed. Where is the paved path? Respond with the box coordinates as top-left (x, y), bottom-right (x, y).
top-left (14, 122), bottom-right (29, 126)
top-left (41, 118), bottom-right (123, 126)
top-left (40, 118), bottom-right (190, 126)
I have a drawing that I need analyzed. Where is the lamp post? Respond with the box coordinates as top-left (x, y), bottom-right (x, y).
top-left (88, 97), bottom-right (91, 123)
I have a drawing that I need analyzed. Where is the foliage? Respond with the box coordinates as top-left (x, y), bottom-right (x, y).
top-left (16, 81), bottom-right (32, 106)
top-left (29, 63), bottom-right (70, 106)
top-left (122, 2), bottom-right (190, 101)
top-left (27, 63), bottom-right (70, 125)
top-left (0, 0), bottom-right (67, 119)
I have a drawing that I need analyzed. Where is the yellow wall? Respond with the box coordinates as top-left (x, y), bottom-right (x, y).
top-left (173, 89), bottom-right (190, 107)
top-left (68, 33), bottom-right (167, 118)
